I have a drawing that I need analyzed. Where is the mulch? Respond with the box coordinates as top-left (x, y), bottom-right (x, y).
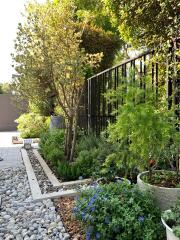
top-left (55, 197), bottom-right (85, 240)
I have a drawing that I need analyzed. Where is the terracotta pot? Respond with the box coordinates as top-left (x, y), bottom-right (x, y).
top-left (161, 211), bottom-right (179, 240)
top-left (137, 171), bottom-right (180, 210)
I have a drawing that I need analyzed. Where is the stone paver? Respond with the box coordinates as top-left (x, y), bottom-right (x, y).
top-left (0, 131), bottom-right (23, 169)
top-left (0, 147), bottom-right (23, 169)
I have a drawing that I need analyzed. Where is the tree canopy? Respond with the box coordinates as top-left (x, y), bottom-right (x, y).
top-left (104, 0), bottom-right (179, 48)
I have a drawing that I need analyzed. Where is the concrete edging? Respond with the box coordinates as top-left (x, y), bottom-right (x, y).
top-left (33, 149), bottom-right (92, 187)
top-left (21, 148), bottom-right (42, 200)
top-left (33, 149), bottom-right (61, 187)
top-left (21, 148), bottom-right (86, 201)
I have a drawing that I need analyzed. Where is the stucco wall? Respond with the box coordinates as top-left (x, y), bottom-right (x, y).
top-left (0, 94), bottom-right (24, 131)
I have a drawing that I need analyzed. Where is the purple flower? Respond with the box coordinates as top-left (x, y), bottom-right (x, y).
top-left (91, 206), bottom-right (95, 212)
top-left (72, 207), bottom-right (78, 213)
top-left (86, 231), bottom-right (91, 240)
top-left (82, 212), bottom-right (86, 220)
top-left (104, 217), bottom-right (110, 224)
top-left (138, 216), bottom-right (145, 222)
top-left (95, 232), bottom-right (101, 239)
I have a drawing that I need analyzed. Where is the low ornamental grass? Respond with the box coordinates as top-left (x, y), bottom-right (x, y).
top-left (74, 183), bottom-right (165, 240)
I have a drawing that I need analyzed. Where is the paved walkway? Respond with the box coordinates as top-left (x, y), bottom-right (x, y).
top-left (0, 147), bottom-right (23, 169)
top-left (0, 132), bottom-right (23, 169)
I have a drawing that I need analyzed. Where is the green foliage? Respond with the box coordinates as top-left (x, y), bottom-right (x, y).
top-left (12, 0), bottom-right (103, 162)
top-left (162, 199), bottom-right (180, 238)
top-left (106, 81), bottom-right (174, 172)
top-left (75, 0), bottom-right (115, 33)
top-left (0, 83), bottom-right (11, 94)
top-left (76, 149), bottom-right (99, 178)
top-left (15, 113), bottom-right (50, 138)
top-left (57, 161), bottom-right (81, 181)
top-left (76, 133), bottom-right (100, 152)
top-left (104, 0), bottom-right (179, 48)
top-left (76, 134), bottom-right (120, 179)
top-left (39, 130), bottom-right (65, 166)
top-left (74, 183), bottom-right (165, 240)
top-left (79, 23), bottom-right (121, 72)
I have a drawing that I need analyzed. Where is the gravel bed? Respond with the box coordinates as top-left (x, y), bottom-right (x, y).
top-left (0, 167), bottom-right (70, 240)
top-left (27, 149), bottom-right (94, 194)
top-left (27, 149), bottom-right (55, 194)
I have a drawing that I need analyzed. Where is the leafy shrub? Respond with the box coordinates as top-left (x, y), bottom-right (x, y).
top-left (162, 199), bottom-right (180, 238)
top-left (76, 133), bottom-right (136, 180)
top-left (57, 161), bottom-right (81, 181)
top-left (76, 149), bottom-right (99, 178)
top-left (15, 113), bottom-right (50, 138)
top-left (76, 133), bottom-right (101, 153)
top-left (74, 183), bottom-right (165, 240)
top-left (39, 129), bottom-right (65, 166)
top-left (76, 134), bottom-right (120, 179)
top-left (78, 23), bottom-right (121, 72)
top-left (106, 81), bottom-right (174, 178)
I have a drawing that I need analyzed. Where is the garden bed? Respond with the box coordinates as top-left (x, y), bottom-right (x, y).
top-left (26, 148), bottom-right (94, 196)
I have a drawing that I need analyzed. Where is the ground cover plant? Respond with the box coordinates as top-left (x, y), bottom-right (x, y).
top-left (74, 182), bottom-right (165, 240)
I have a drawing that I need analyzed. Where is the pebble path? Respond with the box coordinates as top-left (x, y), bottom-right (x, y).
top-left (0, 167), bottom-right (70, 240)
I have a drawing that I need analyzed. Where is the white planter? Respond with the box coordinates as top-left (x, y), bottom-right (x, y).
top-left (161, 213), bottom-right (179, 240)
top-left (97, 177), bottom-right (131, 185)
top-left (137, 171), bottom-right (180, 210)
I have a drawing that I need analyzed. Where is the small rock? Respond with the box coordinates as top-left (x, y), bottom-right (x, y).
top-left (63, 233), bottom-right (70, 240)
top-left (4, 215), bottom-right (11, 220)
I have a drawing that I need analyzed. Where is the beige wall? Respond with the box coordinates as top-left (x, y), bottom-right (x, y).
top-left (0, 94), bottom-right (24, 131)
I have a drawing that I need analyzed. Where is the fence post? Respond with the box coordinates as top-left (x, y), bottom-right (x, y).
top-left (173, 38), bottom-right (180, 118)
top-left (88, 78), bottom-right (92, 133)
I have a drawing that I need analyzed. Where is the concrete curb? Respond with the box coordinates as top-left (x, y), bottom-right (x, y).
top-left (21, 149), bottom-right (42, 200)
top-left (33, 149), bottom-right (92, 187)
top-left (21, 148), bottom-right (85, 201)
top-left (33, 149), bottom-right (61, 187)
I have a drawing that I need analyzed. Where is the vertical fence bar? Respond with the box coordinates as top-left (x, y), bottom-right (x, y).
top-left (140, 58), bottom-right (143, 88)
top-left (173, 38), bottom-right (180, 118)
top-left (87, 78), bottom-right (91, 133)
top-left (155, 62), bottom-right (159, 97)
top-left (167, 42), bottom-right (173, 109)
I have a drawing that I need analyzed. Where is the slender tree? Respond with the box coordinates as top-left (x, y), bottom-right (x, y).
top-left (12, 0), bottom-right (102, 161)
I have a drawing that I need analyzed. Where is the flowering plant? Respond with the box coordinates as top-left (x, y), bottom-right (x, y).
top-left (74, 183), bottom-right (165, 240)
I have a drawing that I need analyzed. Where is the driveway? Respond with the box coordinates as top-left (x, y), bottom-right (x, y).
top-left (0, 131), bottom-right (23, 169)
top-left (0, 131), bottom-right (21, 148)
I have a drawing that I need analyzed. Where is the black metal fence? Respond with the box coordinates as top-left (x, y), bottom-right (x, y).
top-left (79, 38), bottom-right (180, 134)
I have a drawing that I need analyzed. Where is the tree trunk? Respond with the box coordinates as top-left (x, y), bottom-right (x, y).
top-left (69, 111), bottom-right (78, 162)
top-left (65, 117), bottom-right (73, 161)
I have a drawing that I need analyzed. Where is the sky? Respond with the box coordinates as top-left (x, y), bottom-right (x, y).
top-left (0, 0), bottom-right (45, 84)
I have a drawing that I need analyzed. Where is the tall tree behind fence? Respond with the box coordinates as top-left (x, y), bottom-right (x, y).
top-left (79, 38), bottom-right (180, 134)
